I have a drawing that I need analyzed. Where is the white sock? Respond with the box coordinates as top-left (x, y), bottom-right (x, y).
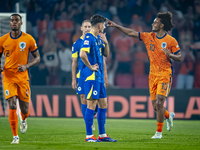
top-left (86, 135), bottom-right (93, 138)
top-left (99, 134), bottom-right (107, 137)
top-left (13, 135), bottom-right (19, 138)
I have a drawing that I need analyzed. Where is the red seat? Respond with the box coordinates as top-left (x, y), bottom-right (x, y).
top-left (116, 74), bottom-right (133, 88)
top-left (134, 75), bottom-right (148, 88)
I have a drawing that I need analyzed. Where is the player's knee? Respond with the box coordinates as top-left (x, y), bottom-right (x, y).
top-left (20, 105), bottom-right (28, 114)
top-left (8, 98), bottom-right (17, 109)
top-left (80, 94), bottom-right (87, 104)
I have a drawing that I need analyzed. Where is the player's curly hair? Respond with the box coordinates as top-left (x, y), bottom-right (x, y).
top-left (90, 14), bottom-right (106, 26)
top-left (157, 12), bottom-right (174, 32)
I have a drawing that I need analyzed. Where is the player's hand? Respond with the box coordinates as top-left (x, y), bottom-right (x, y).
top-left (162, 48), bottom-right (171, 57)
top-left (104, 76), bottom-right (109, 88)
top-left (106, 18), bottom-right (116, 27)
top-left (18, 64), bottom-right (27, 72)
top-left (99, 33), bottom-right (108, 45)
top-left (0, 65), bottom-right (3, 73)
top-left (91, 63), bottom-right (99, 71)
top-left (72, 79), bottom-right (77, 90)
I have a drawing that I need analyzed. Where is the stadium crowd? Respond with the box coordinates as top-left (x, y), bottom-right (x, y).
top-left (1, 0), bottom-right (200, 89)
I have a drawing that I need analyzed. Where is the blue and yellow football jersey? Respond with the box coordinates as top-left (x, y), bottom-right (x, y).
top-left (80, 32), bottom-right (105, 83)
top-left (72, 36), bottom-right (84, 79)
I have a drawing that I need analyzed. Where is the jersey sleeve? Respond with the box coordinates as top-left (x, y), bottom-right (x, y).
top-left (138, 32), bottom-right (150, 44)
top-left (171, 38), bottom-right (180, 54)
top-left (80, 36), bottom-right (92, 53)
top-left (0, 37), bottom-right (3, 53)
top-left (29, 35), bottom-right (38, 52)
top-left (72, 42), bottom-right (78, 58)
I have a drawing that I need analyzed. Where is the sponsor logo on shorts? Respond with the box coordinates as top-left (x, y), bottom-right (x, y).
top-left (93, 90), bottom-right (98, 95)
top-left (5, 90), bottom-right (9, 96)
top-left (78, 87), bottom-right (81, 91)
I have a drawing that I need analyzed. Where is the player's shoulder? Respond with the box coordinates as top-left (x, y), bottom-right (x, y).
top-left (0, 32), bottom-right (10, 42)
top-left (22, 32), bottom-right (35, 39)
top-left (85, 32), bottom-right (94, 39)
top-left (73, 37), bottom-right (83, 46)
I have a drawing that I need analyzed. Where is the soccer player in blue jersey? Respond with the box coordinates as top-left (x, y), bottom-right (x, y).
top-left (72, 20), bottom-right (109, 131)
top-left (80, 15), bottom-right (117, 142)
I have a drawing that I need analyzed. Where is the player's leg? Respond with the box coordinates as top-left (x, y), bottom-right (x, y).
top-left (84, 81), bottom-right (101, 142)
top-left (7, 96), bottom-right (19, 144)
top-left (17, 82), bottom-right (30, 134)
top-left (3, 82), bottom-right (19, 144)
top-left (19, 100), bottom-right (29, 134)
top-left (97, 83), bottom-right (117, 142)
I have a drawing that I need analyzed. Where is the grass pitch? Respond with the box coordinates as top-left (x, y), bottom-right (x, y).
top-left (0, 117), bottom-right (199, 150)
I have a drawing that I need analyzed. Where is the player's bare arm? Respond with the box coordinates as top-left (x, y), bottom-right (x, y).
top-left (162, 48), bottom-right (182, 62)
top-left (99, 33), bottom-right (109, 57)
top-left (107, 18), bottom-right (139, 39)
top-left (18, 50), bottom-right (40, 72)
top-left (72, 57), bottom-right (78, 90)
top-left (103, 57), bottom-right (108, 88)
top-left (80, 50), bottom-right (99, 71)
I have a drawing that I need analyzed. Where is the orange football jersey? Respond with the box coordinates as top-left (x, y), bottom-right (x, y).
top-left (139, 32), bottom-right (180, 76)
top-left (0, 31), bottom-right (38, 82)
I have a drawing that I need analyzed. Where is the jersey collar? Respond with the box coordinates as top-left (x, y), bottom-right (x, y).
top-left (10, 31), bottom-right (22, 39)
top-left (156, 32), bottom-right (167, 39)
top-left (89, 32), bottom-right (97, 38)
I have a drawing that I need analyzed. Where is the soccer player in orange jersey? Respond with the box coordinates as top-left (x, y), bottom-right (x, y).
top-left (0, 14), bottom-right (40, 144)
top-left (107, 12), bottom-right (182, 139)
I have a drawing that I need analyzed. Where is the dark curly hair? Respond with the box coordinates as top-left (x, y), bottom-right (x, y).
top-left (157, 12), bottom-right (174, 32)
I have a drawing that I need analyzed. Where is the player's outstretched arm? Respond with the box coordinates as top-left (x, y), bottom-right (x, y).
top-left (18, 50), bottom-right (40, 72)
top-left (99, 33), bottom-right (110, 57)
top-left (103, 57), bottom-right (108, 88)
top-left (107, 19), bottom-right (139, 39)
top-left (72, 58), bottom-right (78, 90)
top-left (80, 50), bottom-right (99, 71)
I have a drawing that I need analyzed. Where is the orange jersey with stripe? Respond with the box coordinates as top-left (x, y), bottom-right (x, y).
top-left (0, 32), bottom-right (38, 83)
top-left (139, 32), bottom-right (180, 76)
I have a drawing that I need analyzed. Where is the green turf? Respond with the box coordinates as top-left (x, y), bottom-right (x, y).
top-left (0, 117), bottom-right (199, 150)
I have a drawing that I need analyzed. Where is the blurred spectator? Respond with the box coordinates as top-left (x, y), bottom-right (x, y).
top-left (113, 32), bottom-right (134, 73)
top-left (55, 11), bottom-right (74, 45)
top-left (30, 62), bottom-right (49, 85)
top-left (42, 30), bottom-right (59, 76)
top-left (193, 0), bottom-right (200, 42)
top-left (37, 13), bottom-right (53, 47)
top-left (194, 51), bottom-right (200, 88)
top-left (97, 2), bottom-right (112, 19)
top-left (58, 41), bottom-right (72, 86)
top-left (72, 24), bottom-right (82, 43)
top-left (176, 47), bottom-right (195, 89)
top-left (132, 43), bottom-right (148, 75)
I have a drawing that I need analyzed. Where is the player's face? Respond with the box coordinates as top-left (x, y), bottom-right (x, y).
top-left (152, 18), bottom-right (163, 32)
top-left (99, 22), bottom-right (106, 33)
top-left (10, 15), bottom-right (22, 31)
top-left (81, 22), bottom-right (91, 35)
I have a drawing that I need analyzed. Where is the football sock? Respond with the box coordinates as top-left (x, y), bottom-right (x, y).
top-left (9, 109), bottom-right (18, 136)
top-left (81, 104), bottom-right (87, 121)
top-left (85, 108), bottom-right (94, 136)
top-left (94, 105), bottom-right (98, 116)
top-left (21, 109), bottom-right (29, 121)
top-left (165, 110), bottom-right (169, 119)
top-left (156, 122), bottom-right (164, 132)
top-left (97, 108), bottom-right (107, 134)
top-left (99, 134), bottom-right (107, 137)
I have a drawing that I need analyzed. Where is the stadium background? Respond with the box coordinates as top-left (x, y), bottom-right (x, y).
top-left (0, 0), bottom-right (200, 120)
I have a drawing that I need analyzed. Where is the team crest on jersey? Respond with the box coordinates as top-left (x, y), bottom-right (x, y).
top-left (5, 90), bottom-right (9, 96)
top-left (161, 42), bottom-right (167, 48)
top-left (19, 42), bottom-right (26, 51)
